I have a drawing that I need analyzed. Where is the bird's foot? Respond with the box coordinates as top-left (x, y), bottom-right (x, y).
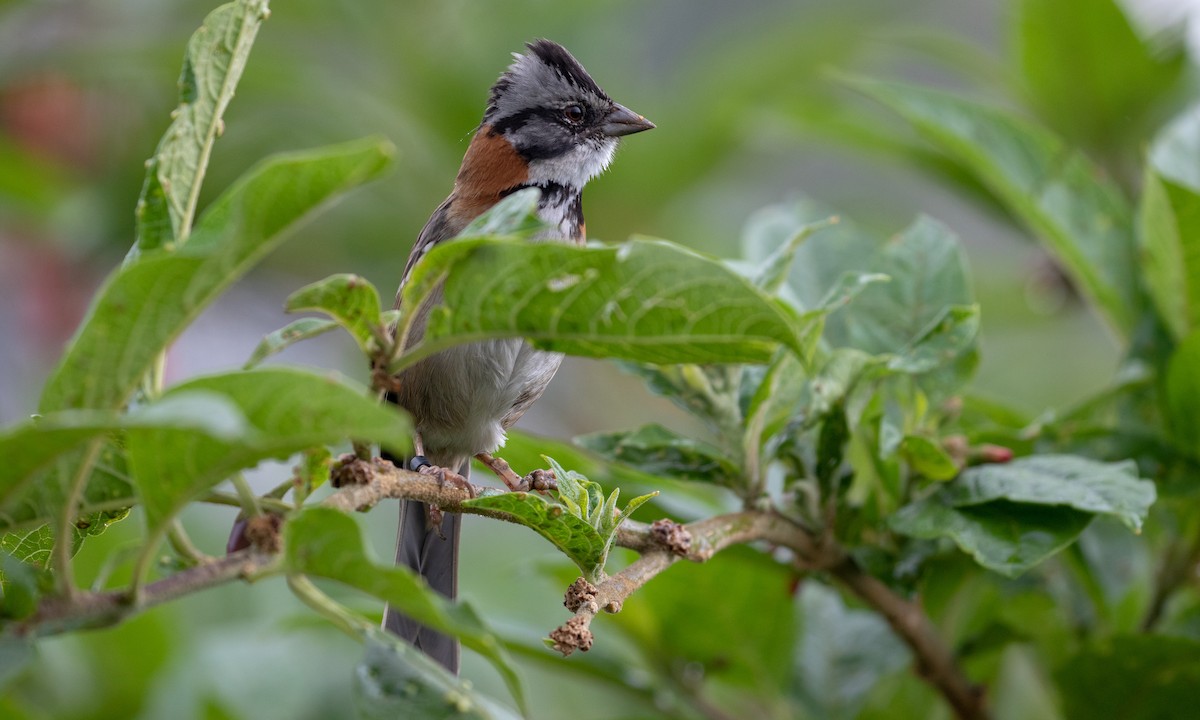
top-left (474, 452), bottom-right (557, 493)
top-left (408, 455), bottom-right (475, 498)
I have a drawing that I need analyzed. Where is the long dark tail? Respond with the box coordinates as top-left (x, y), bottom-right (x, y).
top-left (382, 457), bottom-right (464, 674)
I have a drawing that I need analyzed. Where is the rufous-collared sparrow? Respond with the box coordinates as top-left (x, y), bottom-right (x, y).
top-left (383, 39), bottom-right (653, 672)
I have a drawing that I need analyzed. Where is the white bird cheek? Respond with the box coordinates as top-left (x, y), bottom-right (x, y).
top-left (528, 139), bottom-right (617, 188)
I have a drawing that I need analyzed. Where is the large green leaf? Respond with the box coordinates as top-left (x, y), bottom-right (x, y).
top-left (0, 411), bottom-right (122, 511)
top-left (285, 508), bottom-right (524, 713)
top-left (1056, 635), bottom-right (1200, 720)
top-left (355, 629), bottom-right (520, 720)
top-left (839, 215), bottom-right (973, 356)
top-left (243, 317), bottom-right (339, 368)
top-left (1150, 103), bottom-right (1200, 191)
top-left (848, 77), bottom-right (1139, 336)
top-left (1013, 0), bottom-right (1183, 149)
top-left (397, 236), bottom-right (806, 368)
top-left (133, 0), bottom-right (271, 254)
top-left (126, 368), bottom-right (410, 532)
top-left (1139, 168), bottom-right (1200, 340)
top-left (285, 273), bottom-right (386, 355)
top-left (942, 454), bottom-right (1155, 532)
top-left (575, 424), bottom-right (743, 487)
top-left (41, 137), bottom-right (393, 413)
top-left (890, 497), bottom-right (1093, 577)
top-left (461, 492), bottom-right (608, 581)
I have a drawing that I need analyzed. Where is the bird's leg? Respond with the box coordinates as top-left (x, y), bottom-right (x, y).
top-left (475, 452), bottom-right (558, 493)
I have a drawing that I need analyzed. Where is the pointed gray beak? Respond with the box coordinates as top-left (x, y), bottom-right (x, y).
top-left (601, 103), bottom-right (655, 137)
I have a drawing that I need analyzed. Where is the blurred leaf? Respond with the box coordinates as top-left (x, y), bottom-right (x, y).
top-left (0, 553), bottom-right (42, 619)
top-left (1139, 168), bottom-right (1200, 340)
top-left (942, 454), bottom-right (1155, 532)
top-left (746, 349), bottom-right (809, 455)
top-left (890, 497), bottom-right (1092, 577)
top-left (1013, 0), bottom-right (1183, 149)
top-left (243, 317), bottom-right (339, 368)
top-left (41, 137), bottom-right (394, 413)
top-left (126, 368), bottom-right (411, 533)
top-left (751, 216), bottom-right (840, 294)
top-left (899, 435), bottom-right (958, 481)
top-left (0, 634), bottom-right (33, 690)
top-left (848, 77), bottom-right (1139, 336)
top-left (888, 304), bottom-right (980, 375)
top-left (792, 582), bottom-right (910, 720)
top-left (1056, 635), bottom-right (1200, 719)
top-left (285, 508), bottom-right (524, 712)
top-left (616, 546), bottom-right (797, 695)
top-left (1150, 103), bottom-right (1200, 191)
top-left (575, 424), bottom-right (742, 487)
top-left (0, 410), bottom-right (121, 511)
top-left (133, 0), bottom-right (271, 255)
top-left (285, 273), bottom-right (386, 355)
top-left (459, 186), bottom-right (546, 237)
top-left (741, 199), bottom-right (880, 313)
top-left (398, 237), bottom-right (807, 368)
top-left (1165, 332), bottom-right (1200, 454)
top-left (356, 628), bottom-right (520, 720)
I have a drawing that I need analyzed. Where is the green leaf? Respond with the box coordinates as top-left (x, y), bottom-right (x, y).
top-left (0, 634), bottom-right (34, 690)
top-left (890, 497), bottom-right (1092, 577)
top-left (356, 629), bottom-right (520, 720)
top-left (459, 187), bottom-right (545, 237)
top-left (0, 411), bottom-right (122, 512)
top-left (793, 582), bottom-right (910, 719)
top-left (899, 435), bottom-right (959, 481)
top-left (1150, 103), bottom-right (1200, 191)
top-left (840, 216), bottom-right (974, 359)
top-left (614, 546), bottom-right (797, 694)
top-left (575, 424), bottom-right (742, 487)
top-left (1165, 332), bottom-right (1200, 454)
top-left (1056, 635), bottom-right (1200, 720)
top-left (942, 454), bottom-right (1155, 532)
top-left (888, 304), bottom-right (980, 376)
top-left (243, 317), bottom-right (339, 368)
top-left (133, 0), bottom-right (271, 255)
top-left (398, 237), bottom-right (806, 368)
top-left (126, 368), bottom-right (410, 533)
top-left (285, 274), bottom-right (386, 355)
top-left (1013, 0), bottom-right (1183, 149)
top-left (1139, 168), bottom-right (1200, 340)
top-left (751, 216), bottom-right (841, 294)
top-left (41, 137), bottom-right (393, 413)
top-left (285, 508), bottom-right (524, 713)
top-left (848, 77), bottom-right (1139, 336)
top-left (1, 441), bottom-right (135, 538)
top-left (463, 492), bottom-right (607, 580)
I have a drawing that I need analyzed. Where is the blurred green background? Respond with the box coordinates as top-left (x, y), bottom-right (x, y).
top-left (1, 0), bottom-right (1194, 718)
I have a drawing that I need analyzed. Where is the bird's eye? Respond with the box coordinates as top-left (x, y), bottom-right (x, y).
top-left (563, 104), bottom-right (585, 124)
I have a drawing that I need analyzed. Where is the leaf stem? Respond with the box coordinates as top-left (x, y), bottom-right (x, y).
top-left (286, 574), bottom-right (371, 638)
top-left (229, 472), bottom-right (263, 518)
